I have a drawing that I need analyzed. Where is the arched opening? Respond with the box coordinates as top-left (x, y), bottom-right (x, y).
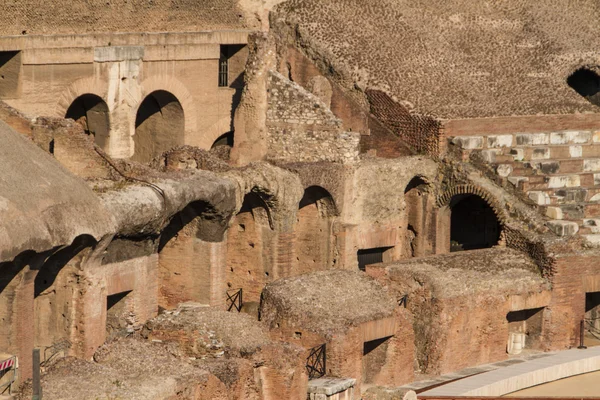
top-left (65, 94), bottom-right (110, 148)
top-left (404, 177), bottom-right (433, 258)
top-left (450, 194), bottom-right (500, 251)
top-left (133, 90), bottom-right (184, 162)
top-left (567, 67), bottom-right (600, 106)
top-left (296, 186), bottom-right (337, 273)
top-left (211, 131), bottom-right (234, 149)
top-left (225, 192), bottom-right (275, 310)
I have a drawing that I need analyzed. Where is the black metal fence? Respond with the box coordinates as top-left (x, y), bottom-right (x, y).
top-left (306, 343), bottom-right (326, 379)
top-left (226, 288), bottom-right (243, 312)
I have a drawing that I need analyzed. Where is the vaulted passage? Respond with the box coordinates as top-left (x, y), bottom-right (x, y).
top-left (296, 186), bottom-right (337, 273)
top-left (225, 192), bottom-right (275, 306)
top-left (65, 94), bottom-right (110, 149)
top-left (450, 194), bottom-right (500, 251)
top-left (133, 90), bottom-right (184, 162)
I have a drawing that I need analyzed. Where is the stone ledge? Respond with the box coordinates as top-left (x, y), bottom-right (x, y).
top-left (308, 378), bottom-right (356, 395)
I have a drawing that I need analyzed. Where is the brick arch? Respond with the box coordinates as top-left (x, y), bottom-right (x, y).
top-left (437, 184), bottom-right (507, 224)
top-left (136, 76), bottom-right (197, 139)
top-left (299, 185), bottom-right (338, 217)
top-left (55, 77), bottom-right (110, 118)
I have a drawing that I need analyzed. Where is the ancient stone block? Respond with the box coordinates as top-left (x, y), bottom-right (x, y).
top-left (451, 136), bottom-right (484, 150)
top-left (584, 159), bottom-right (600, 172)
top-left (528, 191), bottom-right (550, 205)
top-left (516, 133), bottom-right (549, 146)
top-left (545, 206), bottom-right (563, 220)
top-left (546, 220), bottom-right (579, 236)
top-left (487, 135), bottom-right (513, 148)
top-left (510, 148), bottom-right (525, 161)
top-left (531, 148), bottom-right (550, 160)
top-left (479, 149), bottom-right (502, 163)
top-left (569, 145), bottom-right (583, 157)
top-left (539, 161), bottom-right (559, 174)
top-left (551, 130), bottom-right (591, 145)
top-left (555, 188), bottom-right (588, 203)
top-left (496, 164), bottom-right (513, 177)
top-left (548, 175), bottom-right (580, 189)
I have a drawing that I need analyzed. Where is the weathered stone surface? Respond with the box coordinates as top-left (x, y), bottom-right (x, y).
top-left (570, 145), bottom-right (583, 158)
top-left (0, 120), bottom-right (114, 262)
top-left (528, 191), bottom-right (550, 205)
top-left (546, 207), bottom-right (563, 220)
top-left (547, 220), bottom-right (579, 236)
top-left (496, 164), bottom-right (513, 177)
top-left (516, 133), bottom-right (549, 146)
top-left (451, 136), bottom-right (484, 150)
top-left (548, 175), bottom-right (581, 189)
top-left (531, 148), bottom-right (550, 160)
top-left (487, 135), bottom-right (513, 148)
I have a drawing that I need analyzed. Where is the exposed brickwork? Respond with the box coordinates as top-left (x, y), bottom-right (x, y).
top-left (266, 71), bottom-right (360, 164)
top-left (366, 90), bottom-right (441, 156)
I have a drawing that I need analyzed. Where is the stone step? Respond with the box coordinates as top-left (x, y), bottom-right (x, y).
top-left (546, 220), bottom-right (579, 236)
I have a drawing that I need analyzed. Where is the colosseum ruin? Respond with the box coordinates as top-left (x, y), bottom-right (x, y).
top-left (2, 1), bottom-right (600, 399)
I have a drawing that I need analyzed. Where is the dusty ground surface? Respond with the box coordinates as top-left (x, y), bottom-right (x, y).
top-left (385, 248), bottom-right (549, 298)
top-left (17, 340), bottom-right (226, 400)
top-left (274, 0), bottom-right (600, 119)
top-left (260, 269), bottom-right (397, 336)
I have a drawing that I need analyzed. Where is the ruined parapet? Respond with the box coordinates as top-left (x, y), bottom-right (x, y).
top-left (142, 304), bottom-right (308, 400)
top-left (260, 270), bottom-right (414, 392)
top-left (16, 340), bottom-right (230, 400)
top-left (369, 248), bottom-right (551, 375)
top-left (230, 33), bottom-right (277, 166)
top-left (266, 70), bottom-right (360, 164)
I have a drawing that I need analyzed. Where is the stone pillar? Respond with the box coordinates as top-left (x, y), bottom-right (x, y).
top-left (209, 241), bottom-right (228, 309)
top-left (94, 46), bottom-right (144, 159)
top-left (0, 261), bottom-right (37, 383)
top-left (274, 231), bottom-right (295, 280)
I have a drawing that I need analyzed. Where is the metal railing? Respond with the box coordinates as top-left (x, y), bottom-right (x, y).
top-left (0, 356), bottom-right (17, 394)
top-left (226, 288), bottom-right (243, 312)
top-left (306, 343), bottom-right (326, 379)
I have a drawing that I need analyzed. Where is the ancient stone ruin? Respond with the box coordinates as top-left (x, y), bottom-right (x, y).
top-left (1, 1), bottom-right (600, 399)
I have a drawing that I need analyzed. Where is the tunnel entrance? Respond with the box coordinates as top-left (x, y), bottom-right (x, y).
top-left (450, 194), bottom-right (500, 251)
top-left (65, 94), bottom-right (110, 149)
top-left (133, 90), bottom-right (184, 162)
top-left (567, 67), bottom-right (600, 106)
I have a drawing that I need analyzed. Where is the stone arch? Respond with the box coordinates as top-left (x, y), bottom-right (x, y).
top-left (133, 90), bottom-right (185, 162)
top-left (296, 186), bottom-right (338, 273)
top-left (211, 131), bottom-right (234, 148)
top-left (65, 94), bottom-right (110, 149)
top-left (137, 75), bottom-right (197, 139)
top-left (403, 176), bottom-right (434, 258)
top-left (567, 66), bottom-right (600, 106)
top-left (226, 190), bottom-right (277, 305)
top-left (437, 185), bottom-right (505, 252)
top-left (56, 77), bottom-right (109, 118)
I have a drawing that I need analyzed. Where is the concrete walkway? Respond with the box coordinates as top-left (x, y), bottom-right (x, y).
top-left (420, 346), bottom-right (600, 397)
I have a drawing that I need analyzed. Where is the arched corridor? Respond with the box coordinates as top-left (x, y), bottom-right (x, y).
top-left (133, 90), bottom-right (184, 162)
top-left (296, 186), bottom-right (337, 273)
top-left (450, 194), bottom-right (501, 251)
top-left (65, 94), bottom-right (110, 149)
top-left (225, 192), bottom-right (275, 305)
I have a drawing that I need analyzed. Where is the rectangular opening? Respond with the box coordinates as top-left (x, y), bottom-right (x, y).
top-left (362, 336), bottom-right (392, 384)
top-left (586, 291), bottom-right (600, 333)
top-left (506, 307), bottom-right (544, 351)
top-left (219, 45), bottom-right (247, 88)
top-left (106, 290), bottom-right (132, 340)
top-left (0, 51), bottom-right (21, 98)
top-left (357, 246), bottom-right (394, 271)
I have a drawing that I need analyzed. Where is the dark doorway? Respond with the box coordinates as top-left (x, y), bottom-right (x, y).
top-left (363, 336), bottom-right (392, 384)
top-left (357, 247), bottom-right (394, 271)
top-left (211, 131), bottom-right (234, 148)
top-left (65, 94), bottom-right (110, 148)
top-left (133, 90), bottom-right (184, 162)
top-left (586, 291), bottom-right (600, 332)
top-left (450, 194), bottom-right (500, 251)
top-left (567, 67), bottom-right (600, 106)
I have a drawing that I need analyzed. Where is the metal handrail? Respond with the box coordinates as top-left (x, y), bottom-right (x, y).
top-left (226, 288), bottom-right (243, 312)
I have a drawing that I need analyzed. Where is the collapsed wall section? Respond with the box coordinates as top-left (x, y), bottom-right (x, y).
top-left (266, 70), bottom-right (360, 164)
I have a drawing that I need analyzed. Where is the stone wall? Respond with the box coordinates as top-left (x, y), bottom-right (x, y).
top-left (266, 70), bottom-right (360, 164)
top-left (447, 119), bottom-right (600, 243)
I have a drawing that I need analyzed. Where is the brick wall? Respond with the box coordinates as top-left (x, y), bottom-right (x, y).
top-left (266, 71), bottom-right (360, 164)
